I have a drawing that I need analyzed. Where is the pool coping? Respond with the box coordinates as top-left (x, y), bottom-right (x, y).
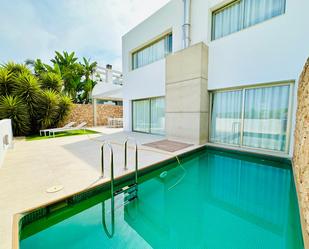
top-left (12, 144), bottom-right (306, 249)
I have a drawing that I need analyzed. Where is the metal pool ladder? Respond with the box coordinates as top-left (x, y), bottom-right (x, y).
top-left (101, 139), bottom-right (139, 238)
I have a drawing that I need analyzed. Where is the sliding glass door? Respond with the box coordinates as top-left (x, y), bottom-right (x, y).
top-left (243, 85), bottom-right (290, 151)
top-left (132, 99), bottom-right (150, 133)
top-left (210, 90), bottom-right (243, 145)
top-left (132, 97), bottom-right (165, 135)
top-left (210, 83), bottom-right (292, 153)
top-left (150, 97), bottom-right (165, 135)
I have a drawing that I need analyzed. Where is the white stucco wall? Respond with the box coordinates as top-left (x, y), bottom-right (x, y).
top-left (122, 0), bottom-right (309, 155)
top-left (122, 0), bottom-right (183, 131)
top-left (206, 0), bottom-right (309, 156)
top-left (207, 0), bottom-right (309, 89)
top-left (0, 119), bottom-right (13, 167)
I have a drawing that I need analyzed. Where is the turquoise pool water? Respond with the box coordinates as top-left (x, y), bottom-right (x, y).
top-left (20, 149), bottom-right (303, 249)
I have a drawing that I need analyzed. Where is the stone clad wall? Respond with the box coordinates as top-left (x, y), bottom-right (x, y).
top-left (60, 104), bottom-right (123, 127)
top-left (293, 58), bottom-right (309, 246)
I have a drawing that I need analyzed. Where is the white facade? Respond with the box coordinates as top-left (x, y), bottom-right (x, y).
top-left (122, 0), bottom-right (309, 155)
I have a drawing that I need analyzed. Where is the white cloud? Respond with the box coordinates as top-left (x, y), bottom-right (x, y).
top-left (0, 0), bottom-right (170, 71)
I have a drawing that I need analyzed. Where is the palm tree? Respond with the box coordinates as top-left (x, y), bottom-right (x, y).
top-left (80, 57), bottom-right (98, 103)
top-left (51, 51), bottom-right (83, 101)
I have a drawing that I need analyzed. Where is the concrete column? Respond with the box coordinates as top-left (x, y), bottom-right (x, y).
top-left (93, 98), bottom-right (97, 126)
top-left (165, 42), bottom-right (209, 145)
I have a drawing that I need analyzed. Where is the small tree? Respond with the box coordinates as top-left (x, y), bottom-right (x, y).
top-left (0, 63), bottom-right (72, 136)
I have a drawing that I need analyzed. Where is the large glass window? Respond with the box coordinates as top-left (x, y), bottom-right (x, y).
top-left (243, 85), bottom-right (290, 151)
top-left (132, 33), bottom-right (172, 70)
top-left (212, 0), bottom-right (286, 40)
top-left (150, 97), bottom-right (165, 135)
top-left (210, 83), bottom-right (292, 152)
top-left (132, 97), bottom-right (165, 135)
top-left (132, 99), bottom-right (150, 133)
top-left (210, 90), bottom-right (243, 145)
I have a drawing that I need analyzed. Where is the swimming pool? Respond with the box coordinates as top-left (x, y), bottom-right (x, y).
top-left (19, 148), bottom-right (303, 249)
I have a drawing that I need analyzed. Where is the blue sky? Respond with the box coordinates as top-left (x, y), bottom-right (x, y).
top-left (0, 0), bottom-right (169, 71)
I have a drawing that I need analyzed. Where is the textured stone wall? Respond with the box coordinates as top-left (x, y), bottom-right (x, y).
top-left (293, 58), bottom-right (309, 245)
top-left (60, 104), bottom-right (123, 127)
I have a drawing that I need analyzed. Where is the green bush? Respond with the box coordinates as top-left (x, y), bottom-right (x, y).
top-left (0, 95), bottom-right (30, 135)
top-left (0, 63), bottom-right (72, 136)
top-left (0, 68), bottom-right (15, 96)
top-left (12, 72), bottom-right (41, 116)
top-left (37, 90), bottom-right (59, 128)
top-left (39, 72), bottom-right (63, 92)
top-left (53, 95), bottom-right (72, 127)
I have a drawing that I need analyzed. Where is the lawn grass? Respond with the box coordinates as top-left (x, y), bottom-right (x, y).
top-left (26, 129), bottom-right (99, 141)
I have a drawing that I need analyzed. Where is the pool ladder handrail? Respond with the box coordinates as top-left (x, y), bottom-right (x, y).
top-left (100, 138), bottom-right (139, 188)
top-left (100, 142), bottom-right (115, 238)
top-left (100, 139), bottom-right (139, 238)
top-left (124, 137), bottom-right (138, 186)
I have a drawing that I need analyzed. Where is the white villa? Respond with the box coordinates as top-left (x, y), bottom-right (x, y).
top-left (122, 0), bottom-right (309, 157)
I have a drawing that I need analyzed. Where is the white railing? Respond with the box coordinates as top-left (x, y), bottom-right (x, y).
top-left (0, 119), bottom-right (13, 167)
top-left (96, 66), bottom-right (123, 86)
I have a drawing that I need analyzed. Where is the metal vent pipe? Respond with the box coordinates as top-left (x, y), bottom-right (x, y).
top-left (182, 0), bottom-right (191, 49)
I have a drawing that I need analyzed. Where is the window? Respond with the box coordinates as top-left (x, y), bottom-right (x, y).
top-left (212, 0), bottom-right (286, 40)
top-left (210, 83), bottom-right (292, 152)
top-left (132, 33), bottom-right (172, 70)
top-left (132, 97), bottom-right (165, 135)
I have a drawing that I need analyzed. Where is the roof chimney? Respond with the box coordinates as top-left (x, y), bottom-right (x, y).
top-left (106, 64), bottom-right (113, 84)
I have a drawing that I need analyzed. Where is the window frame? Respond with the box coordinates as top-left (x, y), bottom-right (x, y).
top-left (211, 0), bottom-right (286, 41)
top-left (132, 96), bottom-right (165, 135)
top-left (208, 81), bottom-right (294, 154)
top-left (131, 33), bottom-right (173, 71)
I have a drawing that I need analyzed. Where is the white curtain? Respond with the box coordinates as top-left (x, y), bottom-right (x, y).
top-left (212, 0), bottom-right (285, 40)
top-left (132, 34), bottom-right (172, 70)
top-left (211, 90), bottom-right (243, 145)
top-left (243, 85), bottom-right (290, 151)
top-left (133, 99), bottom-right (150, 133)
top-left (213, 1), bottom-right (242, 40)
top-left (244, 0), bottom-right (286, 28)
top-left (133, 97), bottom-right (165, 134)
top-left (150, 97), bottom-right (165, 135)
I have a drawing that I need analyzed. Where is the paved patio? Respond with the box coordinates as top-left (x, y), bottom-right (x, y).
top-left (0, 127), bottom-right (198, 249)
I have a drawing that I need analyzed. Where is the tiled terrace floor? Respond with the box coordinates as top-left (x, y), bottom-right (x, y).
top-left (0, 127), bottom-right (198, 249)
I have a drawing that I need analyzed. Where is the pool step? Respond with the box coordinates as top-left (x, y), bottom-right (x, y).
top-left (114, 183), bottom-right (138, 203)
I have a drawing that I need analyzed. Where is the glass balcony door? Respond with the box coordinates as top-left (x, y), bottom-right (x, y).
top-left (210, 83), bottom-right (292, 153)
top-left (132, 97), bottom-right (165, 135)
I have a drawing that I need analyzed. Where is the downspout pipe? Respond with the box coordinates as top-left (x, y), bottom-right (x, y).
top-left (182, 0), bottom-right (191, 49)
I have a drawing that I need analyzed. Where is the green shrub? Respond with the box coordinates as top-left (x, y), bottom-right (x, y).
top-left (37, 90), bottom-right (59, 128)
top-left (0, 95), bottom-right (30, 135)
top-left (53, 95), bottom-right (72, 126)
top-left (39, 72), bottom-right (63, 92)
top-left (0, 68), bottom-right (15, 96)
top-left (12, 72), bottom-right (41, 116)
top-left (3, 62), bottom-right (32, 75)
top-left (0, 63), bottom-right (72, 136)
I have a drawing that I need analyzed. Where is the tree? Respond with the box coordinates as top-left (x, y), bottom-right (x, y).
top-left (79, 57), bottom-right (98, 104)
top-left (0, 63), bottom-right (72, 135)
top-left (51, 51), bottom-right (84, 101)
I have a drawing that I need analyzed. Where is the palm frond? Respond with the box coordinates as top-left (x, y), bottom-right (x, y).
top-left (39, 72), bottom-right (63, 92)
top-left (12, 72), bottom-right (41, 115)
top-left (37, 90), bottom-right (60, 128)
top-left (0, 95), bottom-right (30, 135)
top-left (0, 68), bottom-right (15, 96)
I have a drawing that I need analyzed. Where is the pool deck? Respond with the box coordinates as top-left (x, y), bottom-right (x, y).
top-left (0, 127), bottom-right (200, 249)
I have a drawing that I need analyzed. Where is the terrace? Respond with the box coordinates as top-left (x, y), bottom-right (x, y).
top-left (0, 127), bottom-right (201, 249)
